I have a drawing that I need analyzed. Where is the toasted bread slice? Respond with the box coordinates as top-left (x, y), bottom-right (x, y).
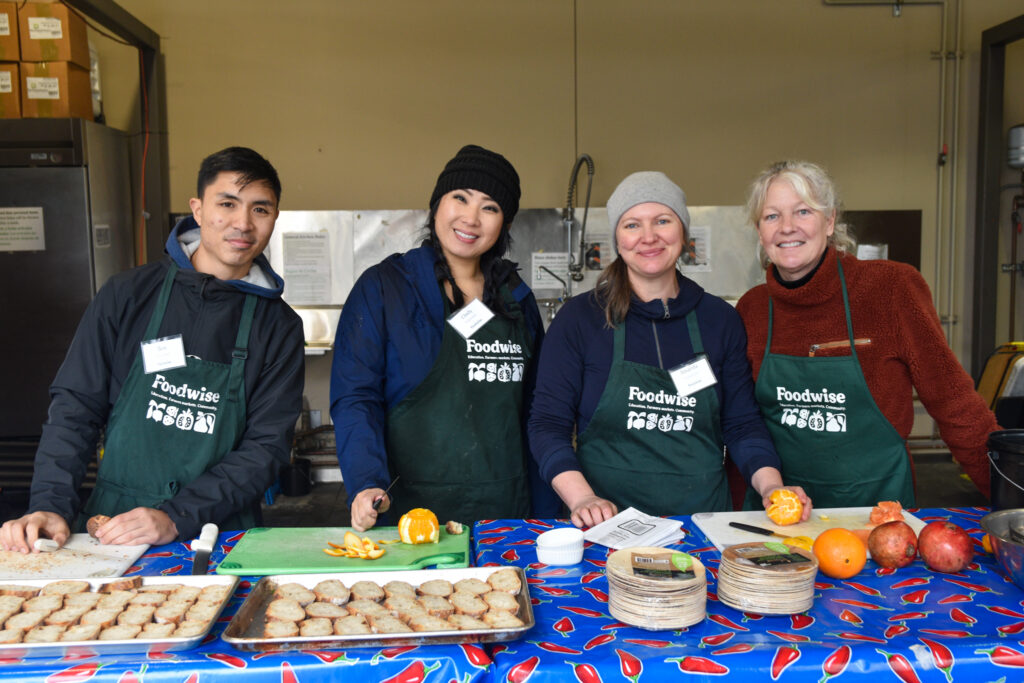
top-left (128, 591), bottom-right (166, 606)
top-left (97, 591), bottom-right (135, 610)
top-left (383, 580), bottom-right (417, 599)
top-left (370, 614), bottom-right (413, 634)
top-left (174, 621), bottom-right (209, 638)
top-left (0, 595), bottom-right (27, 612)
top-left (64, 592), bottom-right (102, 610)
top-left (304, 601), bottom-right (349, 619)
top-left (408, 613), bottom-right (457, 632)
top-left (59, 623), bottom-right (102, 641)
top-left (454, 578), bottom-right (491, 596)
top-left (0, 628), bottom-right (22, 644)
top-left (0, 585), bottom-right (40, 599)
top-left (137, 622), bottom-right (177, 639)
top-left (417, 594), bottom-right (454, 619)
top-left (486, 568), bottom-right (521, 595)
top-left (154, 601), bottom-right (190, 625)
top-left (117, 605), bottom-right (156, 626)
top-left (417, 579), bottom-right (453, 598)
top-left (185, 601), bottom-right (220, 624)
top-left (449, 591), bottom-right (487, 618)
top-left (135, 583), bottom-right (180, 594)
top-left (482, 590), bottom-right (519, 614)
top-left (41, 580), bottom-right (90, 596)
top-left (344, 599), bottom-right (390, 621)
top-left (265, 598), bottom-right (305, 622)
top-left (79, 608), bottom-right (122, 628)
top-left (168, 586), bottom-right (202, 603)
top-left (349, 581), bottom-right (385, 602)
top-left (100, 577), bottom-right (143, 592)
top-left (44, 607), bottom-right (89, 627)
top-left (273, 583), bottom-right (316, 606)
top-left (24, 624), bottom-right (65, 643)
top-left (384, 594), bottom-right (427, 622)
top-left (23, 594), bottom-right (64, 615)
top-left (299, 617), bottom-right (334, 637)
top-left (333, 614), bottom-right (371, 635)
top-left (448, 613), bottom-right (490, 630)
top-left (262, 619), bottom-right (299, 638)
top-left (312, 579), bottom-right (350, 606)
top-left (483, 609), bottom-right (525, 629)
top-left (98, 624), bottom-right (142, 640)
top-left (197, 584), bottom-right (231, 604)
top-left (5, 611), bottom-right (47, 631)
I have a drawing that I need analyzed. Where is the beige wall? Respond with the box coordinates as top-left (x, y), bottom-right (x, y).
top-left (91, 1), bottom-right (1024, 361)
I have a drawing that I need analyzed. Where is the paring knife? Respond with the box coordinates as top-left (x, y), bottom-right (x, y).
top-left (729, 521), bottom-right (793, 539)
top-left (191, 523), bottom-right (219, 575)
top-left (372, 476), bottom-right (400, 512)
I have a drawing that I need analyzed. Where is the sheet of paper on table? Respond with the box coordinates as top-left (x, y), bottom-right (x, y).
top-left (582, 507), bottom-right (685, 550)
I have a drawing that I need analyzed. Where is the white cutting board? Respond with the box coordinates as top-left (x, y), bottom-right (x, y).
top-left (692, 507), bottom-right (927, 557)
top-left (0, 534), bottom-right (148, 579)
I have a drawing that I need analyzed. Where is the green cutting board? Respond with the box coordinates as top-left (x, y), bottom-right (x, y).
top-left (215, 527), bottom-right (469, 576)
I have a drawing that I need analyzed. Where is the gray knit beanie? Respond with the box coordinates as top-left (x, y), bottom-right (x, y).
top-left (606, 171), bottom-right (690, 253)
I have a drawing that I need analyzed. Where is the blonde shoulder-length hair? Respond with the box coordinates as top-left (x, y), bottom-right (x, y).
top-left (746, 160), bottom-right (856, 268)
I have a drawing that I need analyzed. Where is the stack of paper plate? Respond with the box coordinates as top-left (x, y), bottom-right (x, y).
top-left (605, 546), bottom-right (706, 630)
top-left (716, 542), bottom-right (818, 615)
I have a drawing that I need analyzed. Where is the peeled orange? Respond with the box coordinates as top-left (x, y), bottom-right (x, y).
top-left (766, 489), bottom-right (803, 526)
top-left (813, 528), bottom-right (867, 579)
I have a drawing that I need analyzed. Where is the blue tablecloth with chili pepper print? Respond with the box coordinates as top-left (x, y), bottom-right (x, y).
top-left (473, 509), bottom-right (1024, 683)
top-left (0, 530), bottom-right (491, 683)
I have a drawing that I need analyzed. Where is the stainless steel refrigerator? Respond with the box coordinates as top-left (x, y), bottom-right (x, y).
top-left (0, 118), bottom-right (134, 442)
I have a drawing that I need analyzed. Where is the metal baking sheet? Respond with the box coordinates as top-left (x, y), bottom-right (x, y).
top-left (222, 566), bottom-right (533, 651)
top-left (0, 574), bottom-right (238, 658)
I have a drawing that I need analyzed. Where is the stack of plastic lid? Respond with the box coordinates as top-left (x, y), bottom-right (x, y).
top-left (716, 542), bottom-right (818, 615)
top-left (605, 546), bottom-right (706, 630)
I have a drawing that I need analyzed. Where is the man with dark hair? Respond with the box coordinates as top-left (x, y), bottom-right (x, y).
top-left (0, 147), bottom-right (303, 550)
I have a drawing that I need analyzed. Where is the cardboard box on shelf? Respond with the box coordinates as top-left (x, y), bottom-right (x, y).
top-left (18, 0), bottom-right (88, 68)
top-left (0, 2), bottom-right (18, 62)
top-left (0, 62), bottom-right (18, 118)
top-left (20, 60), bottom-right (90, 119)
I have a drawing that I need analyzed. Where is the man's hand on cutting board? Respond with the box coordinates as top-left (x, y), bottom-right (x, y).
top-left (0, 511), bottom-right (69, 553)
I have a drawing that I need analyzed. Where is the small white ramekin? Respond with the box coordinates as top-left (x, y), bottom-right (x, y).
top-left (536, 527), bottom-right (585, 565)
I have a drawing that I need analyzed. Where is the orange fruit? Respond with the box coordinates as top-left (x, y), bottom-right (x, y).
top-left (398, 508), bottom-right (440, 545)
top-left (982, 533), bottom-right (993, 554)
top-left (813, 528), bottom-right (868, 579)
top-left (869, 501), bottom-right (904, 525)
top-left (766, 489), bottom-right (803, 526)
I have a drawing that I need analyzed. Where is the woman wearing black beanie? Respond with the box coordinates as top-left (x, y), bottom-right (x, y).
top-left (330, 145), bottom-right (559, 530)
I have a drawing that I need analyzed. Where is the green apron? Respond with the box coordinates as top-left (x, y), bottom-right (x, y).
top-left (386, 287), bottom-right (532, 523)
top-left (81, 264), bottom-right (258, 532)
top-left (576, 311), bottom-right (729, 515)
top-left (752, 259), bottom-right (914, 508)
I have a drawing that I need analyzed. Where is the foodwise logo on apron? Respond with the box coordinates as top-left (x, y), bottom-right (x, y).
top-left (145, 373), bottom-right (220, 436)
top-left (775, 385), bottom-right (847, 433)
top-left (465, 338), bottom-right (525, 383)
top-left (625, 385), bottom-right (697, 433)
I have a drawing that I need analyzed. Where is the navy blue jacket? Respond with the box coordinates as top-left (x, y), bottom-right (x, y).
top-left (330, 244), bottom-right (560, 516)
top-left (29, 218), bottom-right (304, 541)
top-left (528, 272), bottom-right (780, 488)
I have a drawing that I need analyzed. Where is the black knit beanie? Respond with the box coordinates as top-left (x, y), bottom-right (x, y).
top-left (429, 145), bottom-right (521, 224)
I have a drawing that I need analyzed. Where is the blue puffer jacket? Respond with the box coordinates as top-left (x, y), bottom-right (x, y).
top-left (330, 244), bottom-right (560, 517)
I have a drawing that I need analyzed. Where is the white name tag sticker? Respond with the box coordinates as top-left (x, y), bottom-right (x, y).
top-left (141, 335), bottom-right (187, 374)
top-left (669, 354), bottom-right (717, 398)
top-left (447, 298), bottom-right (494, 340)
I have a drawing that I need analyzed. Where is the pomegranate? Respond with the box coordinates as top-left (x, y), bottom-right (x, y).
top-left (918, 521), bottom-right (973, 573)
top-left (868, 521), bottom-right (918, 569)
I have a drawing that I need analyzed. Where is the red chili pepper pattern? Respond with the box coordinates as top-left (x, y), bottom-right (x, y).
top-left (584, 633), bottom-right (616, 650)
top-left (46, 664), bottom-right (105, 683)
top-left (708, 614), bottom-right (749, 632)
top-left (833, 599), bottom-right (890, 611)
top-left (205, 653), bottom-right (247, 669)
top-left (700, 631), bottom-right (734, 647)
top-left (790, 613), bottom-right (814, 630)
top-left (460, 643), bottom-right (492, 668)
top-left (622, 639), bottom-right (678, 648)
top-left (280, 662), bottom-right (298, 683)
top-left (712, 643), bottom-right (754, 656)
top-left (877, 649), bottom-right (923, 683)
top-left (901, 589), bottom-right (930, 604)
top-left (582, 586), bottom-right (609, 603)
top-left (888, 611), bottom-right (931, 622)
top-left (501, 549), bottom-right (520, 562)
top-left (984, 605), bottom-right (1024, 619)
top-left (890, 577), bottom-right (931, 589)
top-left (819, 644), bottom-right (851, 683)
top-left (885, 624), bottom-right (909, 638)
top-left (919, 629), bottom-right (974, 638)
top-left (975, 645), bottom-right (1024, 668)
top-left (937, 593), bottom-right (974, 604)
top-left (532, 641), bottom-right (582, 655)
top-left (382, 661), bottom-right (441, 683)
top-left (828, 632), bottom-right (887, 643)
top-left (569, 661), bottom-right (603, 683)
top-left (615, 648), bottom-right (643, 683)
top-left (768, 630), bottom-right (811, 643)
top-left (841, 581), bottom-right (881, 596)
top-left (944, 578), bottom-right (998, 593)
top-left (919, 637), bottom-right (955, 683)
top-left (506, 656), bottom-right (540, 683)
top-left (559, 606), bottom-right (606, 618)
top-left (839, 610), bottom-right (862, 626)
top-left (553, 616), bottom-right (576, 636)
top-left (949, 607), bottom-right (976, 625)
top-left (999, 621), bottom-right (1024, 636)
top-left (770, 645), bottom-right (801, 680)
top-left (667, 656), bottom-right (729, 676)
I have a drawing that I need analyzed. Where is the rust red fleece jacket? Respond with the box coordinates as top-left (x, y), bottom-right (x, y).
top-left (736, 248), bottom-right (995, 499)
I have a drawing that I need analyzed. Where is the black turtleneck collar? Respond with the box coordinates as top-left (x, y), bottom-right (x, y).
top-left (772, 248), bottom-right (829, 289)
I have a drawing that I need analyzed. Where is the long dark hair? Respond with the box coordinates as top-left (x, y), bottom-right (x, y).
top-left (424, 213), bottom-right (518, 319)
top-left (594, 257), bottom-right (633, 328)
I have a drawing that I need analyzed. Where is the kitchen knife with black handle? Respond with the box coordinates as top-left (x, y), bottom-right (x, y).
top-left (191, 523), bottom-right (219, 575)
top-left (729, 521), bottom-right (793, 539)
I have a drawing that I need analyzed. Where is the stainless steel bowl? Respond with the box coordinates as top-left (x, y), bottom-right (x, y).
top-left (981, 509), bottom-right (1024, 590)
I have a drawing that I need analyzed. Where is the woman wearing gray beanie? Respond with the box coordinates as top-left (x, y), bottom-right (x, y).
top-left (529, 171), bottom-right (810, 527)
top-left (331, 145), bottom-right (559, 531)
